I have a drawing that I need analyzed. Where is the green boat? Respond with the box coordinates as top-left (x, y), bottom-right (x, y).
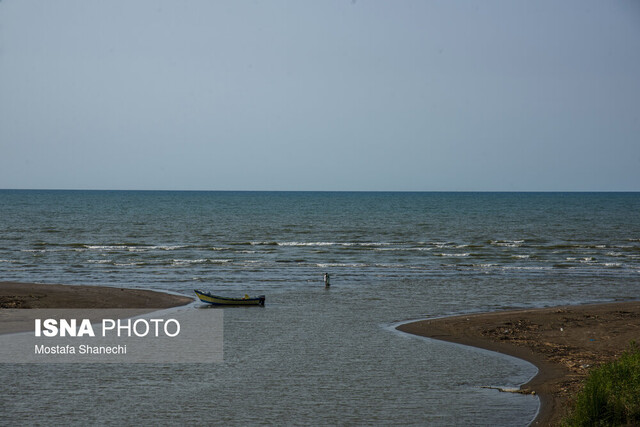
top-left (194, 289), bottom-right (265, 306)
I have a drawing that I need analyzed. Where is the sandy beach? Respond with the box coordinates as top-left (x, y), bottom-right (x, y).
top-left (0, 281), bottom-right (193, 309)
top-left (0, 281), bottom-right (195, 335)
top-left (397, 301), bottom-right (640, 425)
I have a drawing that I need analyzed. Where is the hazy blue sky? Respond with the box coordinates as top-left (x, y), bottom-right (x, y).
top-left (1, 0), bottom-right (639, 191)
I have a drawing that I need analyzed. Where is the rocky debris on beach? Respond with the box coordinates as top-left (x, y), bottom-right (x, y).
top-left (478, 307), bottom-right (640, 401)
top-left (0, 295), bottom-right (45, 309)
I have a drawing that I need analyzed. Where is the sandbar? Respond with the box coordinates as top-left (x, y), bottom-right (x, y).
top-left (0, 281), bottom-right (194, 335)
top-left (397, 301), bottom-right (640, 425)
top-left (0, 281), bottom-right (193, 309)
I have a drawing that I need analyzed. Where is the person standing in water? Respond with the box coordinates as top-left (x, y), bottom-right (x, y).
top-left (324, 273), bottom-right (330, 288)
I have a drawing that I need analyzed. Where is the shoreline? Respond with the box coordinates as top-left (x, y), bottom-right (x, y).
top-left (0, 281), bottom-right (193, 309)
top-left (397, 301), bottom-right (640, 425)
top-left (0, 281), bottom-right (194, 335)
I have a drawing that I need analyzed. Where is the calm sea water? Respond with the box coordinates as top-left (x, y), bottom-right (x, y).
top-left (1, 191), bottom-right (639, 425)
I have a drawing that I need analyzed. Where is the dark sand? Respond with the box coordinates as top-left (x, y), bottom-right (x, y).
top-left (397, 301), bottom-right (640, 425)
top-left (0, 282), bottom-right (194, 335)
top-left (0, 281), bottom-right (193, 309)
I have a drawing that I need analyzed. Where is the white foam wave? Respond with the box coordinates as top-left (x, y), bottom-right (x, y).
top-left (432, 242), bottom-right (455, 248)
top-left (86, 245), bottom-right (123, 250)
top-left (473, 263), bottom-right (550, 271)
top-left (316, 263), bottom-right (369, 268)
top-left (278, 241), bottom-right (388, 247)
top-left (171, 259), bottom-right (219, 266)
top-left (374, 247), bottom-right (433, 252)
top-left (85, 244), bottom-right (186, 252)
top-left (490, 240), bottom-right (524, 248)
top-left (278, 242), bottom-right (336, 247)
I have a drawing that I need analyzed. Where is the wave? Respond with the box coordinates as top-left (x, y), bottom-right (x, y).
top-left (316, 263), bottom-right (370, 268)
top-left (154, 245), bottom-right (187, 251)
top-left (251, 241), bottom-right (390, 248)
top-left (84, 244), bottom-right (187, 251)
top-left (431, 242), bottom-right (457, 249)
top-left (466, 264), bottom-right (553, 271)
top-left (499, 265), bottom-right (553, 271)
top-left (278, 241), bottom-right (335, 247)
top-left (565, 257), bottom-right (597, 263)
top-left (490, 240), bottom-right (524, 248)
top-left (373, 247), bottom-right (433, 252)
top-left (602, 263), bottom-right (623, 268)
top-left (543, 243), bottom-right (634, 250)
top-left (247, 241), bottom-right (493, 250)
top-left (85, 245), bottom-right (134, 251)
top-left (171, 259), bottom-right (230, 266)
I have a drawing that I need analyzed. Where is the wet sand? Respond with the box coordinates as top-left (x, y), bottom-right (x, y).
top-left (397, 301), bottom-right (640, 425)
top-left (0, 281), bottom-right (195, 335)
top-left (0, 281), bottom-right (193, 309)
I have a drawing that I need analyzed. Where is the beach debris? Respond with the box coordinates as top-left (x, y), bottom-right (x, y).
top-left (480, 386), bottom-right (535, 395)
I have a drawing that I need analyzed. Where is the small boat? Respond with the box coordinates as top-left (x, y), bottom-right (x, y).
top-left (194, 289), bottom-right (265, 306)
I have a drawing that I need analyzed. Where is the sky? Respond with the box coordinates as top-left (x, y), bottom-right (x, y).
top-left (1, 0), bottom-right (639, 191)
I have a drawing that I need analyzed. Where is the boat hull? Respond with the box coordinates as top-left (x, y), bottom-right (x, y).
top-left (194, 290), bottom-right (265, 306)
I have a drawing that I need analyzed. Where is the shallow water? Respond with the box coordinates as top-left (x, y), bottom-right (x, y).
top-left (1, 191), bottom-right (639, 425)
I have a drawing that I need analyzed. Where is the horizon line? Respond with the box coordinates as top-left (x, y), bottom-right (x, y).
top-left (1, 188), bottom-right (639, 194)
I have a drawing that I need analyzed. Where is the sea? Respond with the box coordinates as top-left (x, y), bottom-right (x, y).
top-left (1, 190), bottom-right (639, 425)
